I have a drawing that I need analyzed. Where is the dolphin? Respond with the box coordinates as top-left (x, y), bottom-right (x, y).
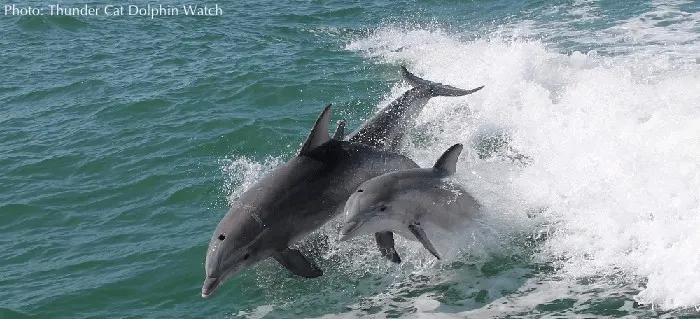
top-left (338, 144), bottom-right (481, 260)
top-left (346, 67), bottom-right (483, 263)
top-left (348, 66), bottom-right (484, 151)
top-left (202, 106), bottom-right (418, 298)
top-left (202, 68), bottom-right (483, 298)
top-left (333, 119), bottom-right (346, 140)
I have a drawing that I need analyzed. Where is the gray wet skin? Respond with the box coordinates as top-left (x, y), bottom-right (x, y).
top-left (339, 144), bottom-right (482, 260)
top-left (203, 67), bottom-right (484, 298)
top-left (349, 66), bottom-right (484, 151)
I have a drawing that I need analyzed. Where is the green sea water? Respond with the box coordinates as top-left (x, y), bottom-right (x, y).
top-left (2, 1), bottom-right (700, 318)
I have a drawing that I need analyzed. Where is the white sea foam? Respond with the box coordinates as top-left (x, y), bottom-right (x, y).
top-left (222, 1), bottom-right (700, 315)
top-left (234, 304), bottom-right (274, 319)
top-left (342, 2), bottom-right (700, 313)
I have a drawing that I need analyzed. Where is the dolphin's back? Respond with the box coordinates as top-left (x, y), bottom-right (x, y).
top-left (265, 140), bottom-right (419, 244)
top-left (348, 88), bottom-right (430, 151)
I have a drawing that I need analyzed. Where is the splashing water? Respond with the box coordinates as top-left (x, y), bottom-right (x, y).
top-left (219, 2), bottom-right (700, 316)
top-left (344, 20), bottom-right (700, 314)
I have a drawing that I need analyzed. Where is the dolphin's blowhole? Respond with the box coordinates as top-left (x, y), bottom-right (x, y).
top-left (218, 234), bottom-right (225, 240)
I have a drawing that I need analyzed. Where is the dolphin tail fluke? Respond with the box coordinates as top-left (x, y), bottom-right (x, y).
top-left (401, 66), bottom-right (484, 97)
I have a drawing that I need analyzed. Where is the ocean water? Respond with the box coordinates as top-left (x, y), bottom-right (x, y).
top-left (2, 0), bottom-right (700, 318)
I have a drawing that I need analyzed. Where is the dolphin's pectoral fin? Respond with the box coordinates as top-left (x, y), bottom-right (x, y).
top-left (375, 231), bottom-right (401, 263)
top-left (273, 248), bottom-right (323, 278)
top-left (407, 223), bottom-right (441, 260)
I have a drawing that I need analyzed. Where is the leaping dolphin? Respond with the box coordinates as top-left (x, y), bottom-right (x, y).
top-left (348, 66), bottom-right (483, 263)
top-left (202, 67), bottom-right (483, 298)
top-left (348, 66), bottom-right (484, 151)
top-left (338, 144), bottom-right (481, 260)
top-left (202, 106), bottom-right (418, 298)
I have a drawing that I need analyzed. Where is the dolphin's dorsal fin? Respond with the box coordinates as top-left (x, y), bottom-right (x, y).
top-left (299, 104), bottom-right (332, 156)
top-left (433, 143), bottom-right (463, 176)
top-left (333, 119), bottom-right (346, 140)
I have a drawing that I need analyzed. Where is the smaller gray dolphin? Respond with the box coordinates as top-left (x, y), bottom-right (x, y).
top-left (338, 144), bottom-right (481, 259)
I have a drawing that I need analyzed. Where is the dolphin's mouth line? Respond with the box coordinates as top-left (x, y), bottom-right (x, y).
top-left (201, 276), bottom-right (220, 298)
top-left (339, 219), bottom-right (365, 241)
top-left (202, 263), bottom-right (248, 298)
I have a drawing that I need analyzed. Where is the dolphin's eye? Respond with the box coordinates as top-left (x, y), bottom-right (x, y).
top-left (357, 189), bottom-right (363, 193)
top-left (218, 234), bottom-right (226, 241)
top-left (380, 206), bottom-right (387, 212)
top-left (243, 253), bottom-right (250, 260)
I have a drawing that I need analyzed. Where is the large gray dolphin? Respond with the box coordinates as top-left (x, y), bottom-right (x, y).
top-left (202, 68), bottom-right (483, 298)
top-left (338, 144), bottom-right (481, 260)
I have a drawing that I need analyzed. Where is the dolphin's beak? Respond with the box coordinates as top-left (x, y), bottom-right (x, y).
top-left (201, 277), bottom-right (219, 298)
top-left (340, 196), bottom-right (364, 241)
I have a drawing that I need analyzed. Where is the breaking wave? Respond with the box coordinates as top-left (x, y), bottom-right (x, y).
top-left (221, 1), bottom-right (700, 316)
